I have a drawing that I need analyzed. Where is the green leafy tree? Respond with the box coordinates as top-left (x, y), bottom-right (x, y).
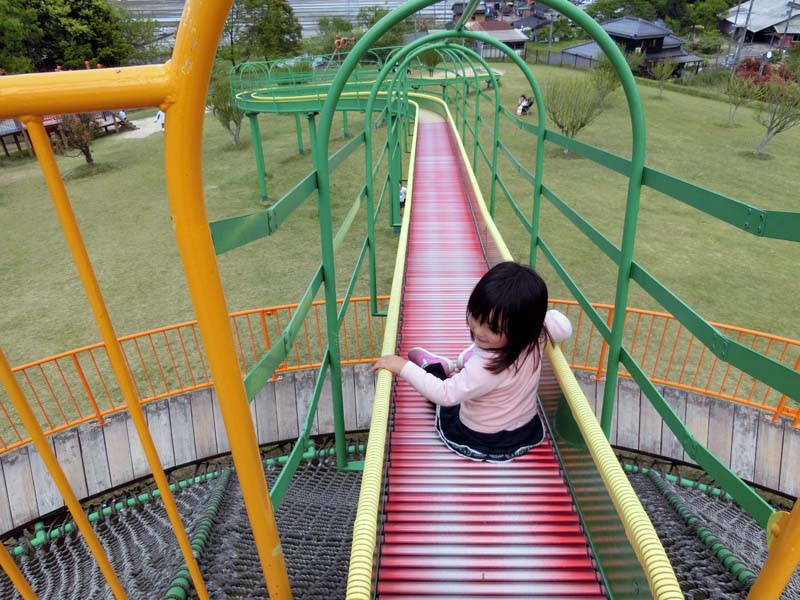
top-left (221, 0), bottom-right (252, 65)
top-left (725, 75), bottom-right (756, 125)
top-left (0, 0), bottom-right (41, 73)
top-left (209, 73), bottom-right (245, 145)
top-left (245, 0), bottom-right (302, 61)
top-left (544, 75), bottom-right (607, 144)
top-left (753, 80), bottom-right (800, 155)
top-left (687, 0), bottom-right (729, 30)
top-left (318, 16), bottom-right (354, 36)
top-left (357, 7), bottom-right (405, 50)
top-left (29, 0), bottom-right (158, 71)
top-left (651, 60), bottom-right (676, 97)
top-left (418, 49), bottom-right (440, 76)
top-left (587, 0), bottom-right (658, 22)
top-left (60, 113), bottom-right (101, 168)
top-left (592, 43), bottom-right (645, 102)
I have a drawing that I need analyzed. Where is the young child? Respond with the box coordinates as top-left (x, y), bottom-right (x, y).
top-left (374, 261), bottom-right (571, 462)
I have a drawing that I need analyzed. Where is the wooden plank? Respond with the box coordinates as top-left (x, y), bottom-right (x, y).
top-left (0, 457), bottom-right (13, 535)
top-left (341, 365), bottom-right (358, 432)
top-left (53, 428), bottom-right (88, 498)
top-left (103, 415), bottom-right (134, 488)
top-left (126, 411), bottom-right (150, 478)
top-left (191, 389), bottom-right (218, 458)
top-left (275, 373), bottom-right (299, 441)
top-left (354, 365), bottom-right (375, 430)
top-left (2, 447), bottom-right (38, 528)
top-left (254, 383), bottom-right (279, 445)
top-left (169, 394), bottom-right (197, 467)
top-left (211, 389), bottom-right (231, 454)
top-left (145, 401), bottom-right (175, 470)
top-left (660, 386), bottom-right (687, 461)
top-left (317, 371), bottom-right (334, 435)
top-left (779, 424), bottom-right (800, 497)
top-left (28, 438), bottom-right (62, 516)
top-left (730, 402), bottom-right (759, 482)
top-left (78, 422), bottom-right (111, 497)
top-left (294, 369), bottom-right (320, 436)
top-left (706, 397), bottom-right (735, 469)
top-left (753, 415), bottom-right (784, 491)
top-left (615, 378), bottom-right (640, 449)
top-left (638, 391), bottom-right (662, 455)
top-left (683, 392), bottom-right (710, 466)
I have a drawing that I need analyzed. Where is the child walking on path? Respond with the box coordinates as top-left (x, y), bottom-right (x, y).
top-left (374, 261), bottom-right (571, 462)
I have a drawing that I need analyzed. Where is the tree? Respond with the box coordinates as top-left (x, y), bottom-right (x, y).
top-left (221, 0), bottom-right (252, 65)
top-left (544, 75), bottom-right (607, 144)
top-left (651, 61), bottom-right (676, 97)
top-left (418, 49), bottom-right (440, 76)
top-left (210, 73), bottom-right (245, 145)
top-left (592, 43), bottom-right (645, 102)
top-left (60, 113), bottom-right (101, 168)
top-left (357, 7), bottom-right (406, 50)
top-left (725, 75), bottom-right (756, 125)
top-left (0, 0), bottom-right (41, 73)
top-left (687, 0), bottom-right (729, 30)
top-left (245, 0), bottom-right (302, 61)
top-left (30, 0), bottom-right (159, 71)
top-left (753, 80), bottom-right (800, 155)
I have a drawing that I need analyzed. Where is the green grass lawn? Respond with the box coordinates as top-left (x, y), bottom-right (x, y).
top-left (0, 110), bottom-right (396, 366)
top-left (476, 65), bottom-right (800, 341)
top-left (1, 64), bottom-right (798, 370)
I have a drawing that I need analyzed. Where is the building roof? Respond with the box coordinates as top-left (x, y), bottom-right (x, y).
top-left (662, 34), bottom-right (686, 48)
top-left (452, 2), bottom-right (487, 14)
top-left (725, 0), bottom-right (800, 32)
top-left (512, 14), bottom-right (551, 30)
top-left (478, 28), bottom-right (531, 42)
top-left (478, 20), bottom-right (516, 30)
top-left (601, 16), bottom-right (673, 39)
top-left (562, 40), bottom-right (702, 64)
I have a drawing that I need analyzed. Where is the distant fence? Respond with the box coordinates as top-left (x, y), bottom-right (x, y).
top-left (3, 297), bottom-right (798, 456)
top-left (526, 49), bottom-right (599, 69)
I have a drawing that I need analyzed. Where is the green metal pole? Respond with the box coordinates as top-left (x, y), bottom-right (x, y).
top-left (247, 113), bottom-right (268, 203)
top-left (306, 112), bottom-right (318, 156)
top-left (342, 110), bottom-right (349, 138)
top-left (294, 112), bottom-right (304, 155)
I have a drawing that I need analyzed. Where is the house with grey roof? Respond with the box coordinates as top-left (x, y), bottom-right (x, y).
top-left (562, 17), bottom-right (702, 73)
top-left (722, 0), bottom-right (800, 47)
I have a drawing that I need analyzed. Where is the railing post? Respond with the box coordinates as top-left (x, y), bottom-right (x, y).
top-left (247, 112), bottom-right (268, 203)
top-left (294, 112), bottom-right (304, 155)
top-left (772, 354), bottom-right (800, 423)
top-left (595, 307), bottom-right (615, 380)
top-left (71, 354), bottom-right (105, 425)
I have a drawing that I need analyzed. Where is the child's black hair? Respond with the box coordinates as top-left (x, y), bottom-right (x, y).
top-left (466, 261), bottom-right (550, 374)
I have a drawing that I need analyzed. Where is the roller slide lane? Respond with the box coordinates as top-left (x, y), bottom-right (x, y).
top-left (375, 119), bottom-right (606, 599)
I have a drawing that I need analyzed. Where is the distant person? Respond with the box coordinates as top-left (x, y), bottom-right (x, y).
top-left (399, 182), bottom-right (407, 209)
top-left (373, 262), bottom-right (571, 462)
top-left (155, 109), bottom-right (165, 130)
top-left (516, 95), bottom-right (532, 116)
top-left (118, 110), bottom-right (126, 121)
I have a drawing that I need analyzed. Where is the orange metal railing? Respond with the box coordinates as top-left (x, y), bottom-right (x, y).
top-left (3, 297), bottom-right (389, 454)
top-left (2, 296), bottom-right (797, 455)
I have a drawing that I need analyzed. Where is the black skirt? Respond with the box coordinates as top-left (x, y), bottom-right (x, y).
top-left (434, 404), bottom-right (544, 463)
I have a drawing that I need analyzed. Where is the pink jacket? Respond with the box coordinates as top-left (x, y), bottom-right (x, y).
top-left (399, 310), bottom-right (572, 433)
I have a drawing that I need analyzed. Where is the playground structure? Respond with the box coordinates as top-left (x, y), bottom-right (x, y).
top-left (0, 0), bottom-right (799, 598)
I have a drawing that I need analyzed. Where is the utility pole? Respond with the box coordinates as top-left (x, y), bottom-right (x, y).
top-left (730, 0), bottom-right (755, 80)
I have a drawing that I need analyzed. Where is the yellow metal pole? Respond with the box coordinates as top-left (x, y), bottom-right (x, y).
top-left (0, 522), bottom-right (37, 599)
top-left (0, 349), bottom-right (126, 599)
top-left (21, 118), bottom-right (210, 600)
top-left (0, 65), bottom-right (172, 120)
top-left (164, 1), bottom-right (292, 597)
top-left (748, 502), bottom-right (800, 599)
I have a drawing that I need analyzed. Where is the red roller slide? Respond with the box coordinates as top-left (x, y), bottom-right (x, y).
top-left (376, 121), bottom-right (606, 599)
